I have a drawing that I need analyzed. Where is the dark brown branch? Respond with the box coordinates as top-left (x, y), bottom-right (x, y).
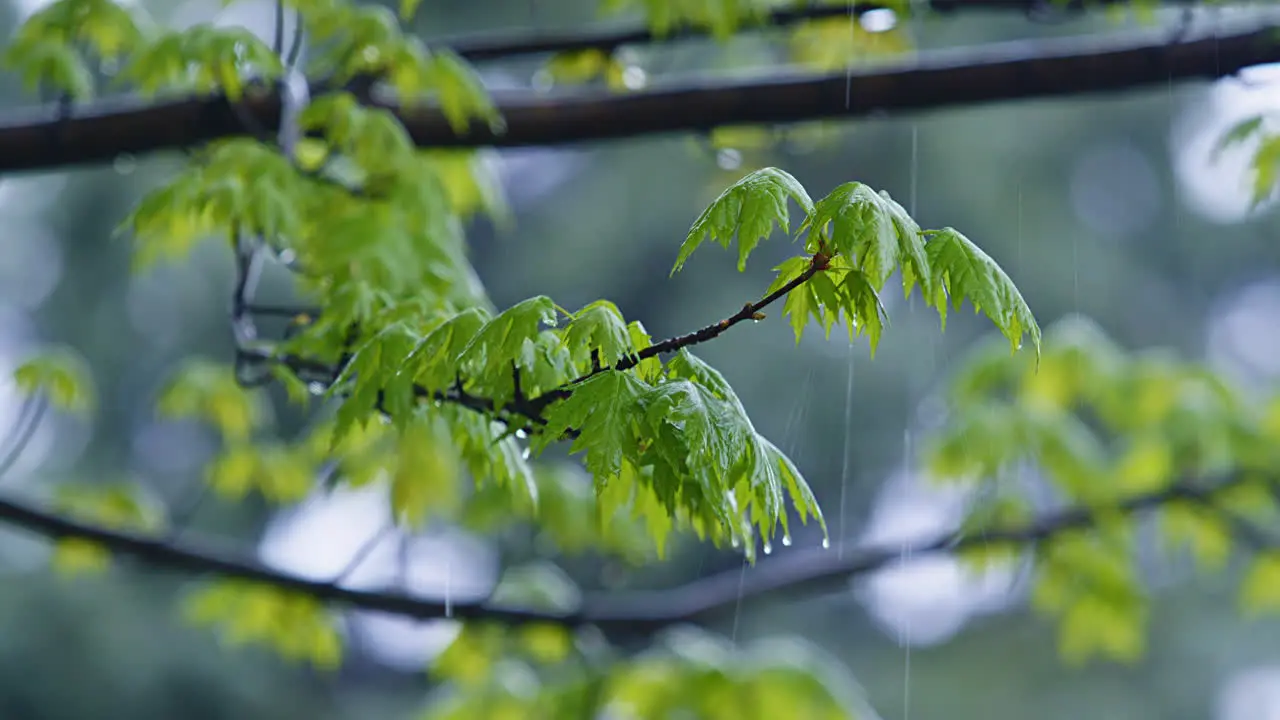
top-left (586, 473), bottom-right (1253, 625)
top-left (409, 23), bottom-right (1280, 148)
top-left (622, 255), bottom-right (825, 369)
top-left (0, 472), bottom-right (1251, 632)
top-left (0, 23), bottom-right (1277, 173)
top-left (440, 0), bottom-right (1178, 62)
top-left (527, 255), bottom-right (824, 412)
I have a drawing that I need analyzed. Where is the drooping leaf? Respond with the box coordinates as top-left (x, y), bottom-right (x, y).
top-left (156, 360), bottom-right (265, 440)
top-left (537, 370), bottom-right (648, 479)
top-left (13, 347), bottom-right (95, 414)
top-left (807, 182), bottom-right (929, 298)
top-left (563, 300), bottom-right (634, 370)
top-left (674, 167), bottom-right (814, 274)
top-left (924, 227), bottom-right (1041, 357)
top-left (184, 580), bottom-right (342, 669)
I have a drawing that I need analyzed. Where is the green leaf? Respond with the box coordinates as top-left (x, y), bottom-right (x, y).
top-left (674, 167), bottom-right (814, 274)
top-left (403, 308), bottom-right (489, 391)
top-left (1214, 114), bottom-right (1266, 159)
top-left (625, 321), bottom-right (664, 383)
top-left (433, 624), bottom-right (505, 687)
top-left (924, 227), bottom-right (1041, 357)
top-left (458, 296), bottom-right (559, 377)
top-left (399, 0), bottom-right (425, 19)
top-left (563, 300), bottom-right (634, 369)
top-left (538, 370), bottom-right (648, 479)
top-left (157, 360), bottom-right (265, 441)
top-left (183, 580), bottom-right (342, 669)
top-left (769, 256), bottom-right (819, 343)
top-left (13, 347), bottom-right (94, 414)
top-left (51, 482), bottom-right (166, 576)
top-left (1057, 593), bottom-right (1144, 665)
top-left (1241, 552), bottom-right (1280, 615)
top-left (839, 269), bottom-right (888, 354)
top-left (807, 182), bottom-right (929, 297)
top-left (1160, 501), bottom-right (1232, 571)
top-left (424, 49), bottom-right (502, 134)
top-left (388, 416), bottom-right (461, 527)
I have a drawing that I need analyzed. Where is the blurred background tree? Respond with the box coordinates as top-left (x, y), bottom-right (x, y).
top-left (1, 1), bottom-right (1280, 719)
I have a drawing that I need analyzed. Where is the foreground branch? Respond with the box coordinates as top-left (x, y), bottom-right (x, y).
top-left (0, 474), bottom-right (1246, 632)
top-left (1, 22), bottom-right (1276, 173)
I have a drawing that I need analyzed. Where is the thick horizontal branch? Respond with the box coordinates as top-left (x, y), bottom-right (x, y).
top-left (0, 22), bottom-right (1275, 174)
top-left (0, 474), bottom-right (1245, 633)
top-left (441, 0), bottom-right (1190, 62)
top-left (408, 22), bottom-right (1280, 147)
top-left (587, 473), bottom-right (1249, 624)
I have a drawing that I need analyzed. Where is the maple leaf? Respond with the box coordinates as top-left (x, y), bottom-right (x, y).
top-left (806, 182), bottom-right (931, 298)
top-left (537, 370), bottom-right (648, 479)
top-left (925, 228), bottom-right (1040, 357)
top-left (673, 167), bottom-right (814, 274)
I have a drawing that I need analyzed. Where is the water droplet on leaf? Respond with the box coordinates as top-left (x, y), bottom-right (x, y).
top-left (821, 537), bottom-right (831, 549)
top-left (782, 534), bottom-right (792, 547)
top-left (762, 541), bottom-right (773, 555)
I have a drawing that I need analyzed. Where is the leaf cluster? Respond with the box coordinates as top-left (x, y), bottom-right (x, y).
top-left (931, 316), bottom-right (1280, 663)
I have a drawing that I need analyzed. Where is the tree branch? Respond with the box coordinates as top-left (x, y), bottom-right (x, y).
top-left (0, 22), bottom-right (1276, 173)
top-left (440, 0), bottom-right (1182, 62)
top-left (0, 472), bottom-right (1250, 633)
top-left (585, 473), bottom-right (1254, 625)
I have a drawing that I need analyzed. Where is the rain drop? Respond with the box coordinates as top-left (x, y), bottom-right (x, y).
top-left (730, 536), bottom-right (741, 549)
top-left (821, 537), bottom-right (831, 549)
top-left (716, 148), bottom-right (742, 170)
top-left (762, 541), bottom-right (773, 555)
top-left (621, 65), bottom-right (647, 90)
top-left (781, 534), bottom-right (792, 547)
top-left (531, 69), bottom-right (553, 92)
top-left (860, 8), bottom-right (898, 33)
top-left (113, 153), bottom-right (136, 175)
top-left (521, 447), bottom-right (531, 459)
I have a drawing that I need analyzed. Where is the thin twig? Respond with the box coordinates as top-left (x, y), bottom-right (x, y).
top-left (0, 395), bottom-right (46, 480)
top-left (273, 0), bottom-right (286, 57)
top-left (332, 523), bottom-right (398, 584)
top-left (530, 255), bottom-right (824, 411)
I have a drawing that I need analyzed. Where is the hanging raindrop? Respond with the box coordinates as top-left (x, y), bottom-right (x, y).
top-left (762, 541), bottom-right (773, 555)
top-left (822, 537), bottom-right (831, 549)
top-left (781, 534), bottom-right (792, 547)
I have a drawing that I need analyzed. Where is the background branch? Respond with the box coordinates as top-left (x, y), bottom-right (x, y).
top-left (0, 22), bottom-right (1274, 173)
top-left (0, 472), bottom-right (1251, 633)
top-left (440, 0), bottom-right (1193, 61)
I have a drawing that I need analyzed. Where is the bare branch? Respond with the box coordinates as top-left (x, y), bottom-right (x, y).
top-left (0, 473), bottom-right (1252, 632)
top-left (584, 474), bottom-right (1253, 625)
top-left (0, 22), bottom-right (1275, 173)
top-left (439, 0), bottom-right (1175, 62)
